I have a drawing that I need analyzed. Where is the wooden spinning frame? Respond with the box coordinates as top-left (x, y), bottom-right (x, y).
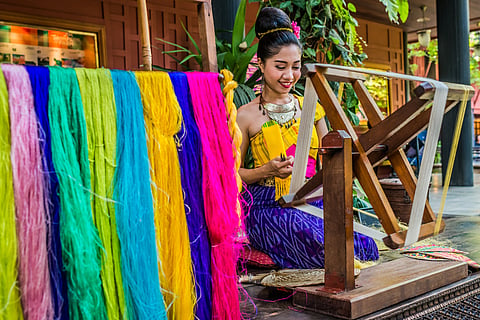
top-left (280, 63), bottom-right (474, 251)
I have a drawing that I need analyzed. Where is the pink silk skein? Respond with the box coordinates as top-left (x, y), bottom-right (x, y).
top-left (2, 64), bottom-right (53, 320)
top-left (187, 72), bottom-right (242, 319)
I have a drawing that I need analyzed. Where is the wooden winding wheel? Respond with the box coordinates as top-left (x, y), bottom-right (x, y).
top-left (280, 64), bottom-right (474, 319)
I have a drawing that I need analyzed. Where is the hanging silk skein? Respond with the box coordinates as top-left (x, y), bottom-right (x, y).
top-left (48, 67), bottom-right (107, 319)
top-left (0, 67), bottom-right (24, 320)
top-left (169, 72), bottom-right (212, 320)
top-left (135, 71), bottom-right (195, 320)
top-left (76, 68), bottom-right (126, 320)
top-left (26, 65), bottom-right (69, 320)
top-left (2, 64), bottom-right (53, 320)
top-left (111, 69), bottom-right (167, 320)
top-left (187, 72), bottom-right (242, 320)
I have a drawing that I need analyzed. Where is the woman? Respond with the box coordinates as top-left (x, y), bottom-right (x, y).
top-left (237, 7), bottom-right (379, 269)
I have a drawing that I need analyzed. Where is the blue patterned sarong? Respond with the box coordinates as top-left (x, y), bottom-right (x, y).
top-left (245, 184), bottom-right (379, 269)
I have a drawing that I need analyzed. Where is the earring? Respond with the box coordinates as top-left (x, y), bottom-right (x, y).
top-left (259, 83), bottom-right (263, 112)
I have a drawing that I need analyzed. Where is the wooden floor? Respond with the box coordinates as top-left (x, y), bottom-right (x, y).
top-left (292, 258), bottom-right (468, 319)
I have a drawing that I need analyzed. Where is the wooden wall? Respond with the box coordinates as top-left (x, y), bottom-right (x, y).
top-left (0, 0), bottom-right (200, 70)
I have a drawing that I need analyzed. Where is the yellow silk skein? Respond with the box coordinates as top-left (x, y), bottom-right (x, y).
top-left (221, 69), bottom-right (243, 192)
top-left (135, 71), bottom-right (195, 320)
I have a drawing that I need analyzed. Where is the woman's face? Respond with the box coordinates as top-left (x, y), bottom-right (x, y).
top-left (259, 44), bottom-right (302, 96)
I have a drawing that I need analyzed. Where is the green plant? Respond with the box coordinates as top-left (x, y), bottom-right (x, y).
top-left (364, 75), bottom-right (389, 114)
top-left (407, 39), bottom-right (438, 77)
top-left (470, 32), bottom-right (480, 87)
top-left (216, 0), bottom-right (259, 85)
top-left (153, 22), bottom-right (202, 71)
top-left (378, 0), bottom-right (409, 24)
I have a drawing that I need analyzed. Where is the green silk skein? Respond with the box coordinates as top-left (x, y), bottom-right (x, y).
top-left (0, 66), bottom-right (24, 320)
top-left (48, 67), bottom-right (107, 319)
top-left (75, 68), bottom-right (126, 320)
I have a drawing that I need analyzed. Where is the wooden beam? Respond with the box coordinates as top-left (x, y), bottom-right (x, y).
top-left (302, 64), bottom-right (366, 82)
top-left (368, 100), bottom-right (459, 166)
top-left (353, 80), bottom-right (436, 223)
top-left (415, 81), bottom-right (475, 101)
top-left (310, 72), bottom-right (400, 235)
top-left (358, 98), bottom-right (430, 154)
top-left (322, 131), bottom-right (355, 292)
top-left (137, 0), bottom-right (152, 71)
top-left (383, 220), bottom-right (446, 249)
top-left (197, 0), bottom-right (218, 72)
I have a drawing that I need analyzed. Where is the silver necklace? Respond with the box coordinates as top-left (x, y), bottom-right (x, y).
top-left (259, 94), bottom-right (297, 126)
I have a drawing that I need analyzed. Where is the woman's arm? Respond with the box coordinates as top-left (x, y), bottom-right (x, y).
top-left (239, 157), bottom-right (293, 185)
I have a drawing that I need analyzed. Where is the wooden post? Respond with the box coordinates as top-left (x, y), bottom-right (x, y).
top-left (196, 0), bottom-right (218, 72)
top-left (137, 0), bottom-right (152, 71)
top-left (322, 130), bottom-right (355, 292)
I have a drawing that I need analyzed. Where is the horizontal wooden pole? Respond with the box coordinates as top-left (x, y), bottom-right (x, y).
top-left (383, 220), bottom-right (446, 249)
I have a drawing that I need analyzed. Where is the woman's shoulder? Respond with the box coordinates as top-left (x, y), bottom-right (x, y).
top-left (237, 97), bottom-right (261, 120)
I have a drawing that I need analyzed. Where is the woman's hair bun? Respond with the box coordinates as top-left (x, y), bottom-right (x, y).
top-left (255, 7), bottom-right (301, 61)
top-left (255, 7), bottom-right (292, 39)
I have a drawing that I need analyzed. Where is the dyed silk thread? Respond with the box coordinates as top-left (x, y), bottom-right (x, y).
top-left (135, 71), bottom-right (195, 320)
top-left (75, 68), bottom-right (127, 320)
top-left (187, 72), bottom-right (242, 320)
top-left (48, 66), bottom-right (107, 319)
top-left (111, 69), bottom-right (167, 320)
top-left (2, 64), bottom-right (53, 320)
top-left (220, 69), bottom-right (243, 193)
top-left (0, 67), bottom-right (24, 319)
top-left (26, 65), bottom-right (70, 320)
top-left (169, 72), bottom-right (212, 320)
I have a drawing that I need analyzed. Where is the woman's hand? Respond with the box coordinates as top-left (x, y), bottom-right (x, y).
top-left (267, 155), bottom-right (294, 179)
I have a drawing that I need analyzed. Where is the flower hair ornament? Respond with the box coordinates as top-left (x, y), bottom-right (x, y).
top-left (291, 21), bottom-right (301, 39)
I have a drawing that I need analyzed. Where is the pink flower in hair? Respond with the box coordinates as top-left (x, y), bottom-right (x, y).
top-left (291, 21), bottom-right (300, 39)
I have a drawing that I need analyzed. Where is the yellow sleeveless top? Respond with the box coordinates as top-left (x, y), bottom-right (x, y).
top-left (250, 96), bottom-right (326, 168)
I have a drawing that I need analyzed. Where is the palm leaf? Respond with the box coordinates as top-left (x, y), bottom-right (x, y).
top-left (232, 0), bottom-right (247, 57)
top-left (245, 68), bottom-right (262, 88)
top-left (235, 43), bottom-right (259, 83)
top-left (155, 38), bottom-right (190, 52)
top-left (244, 23), bottom-right (256, 46)
top-left (181, 21), bottom-right (201, 55)
top-left (179, 53), bottom-right (201, 65)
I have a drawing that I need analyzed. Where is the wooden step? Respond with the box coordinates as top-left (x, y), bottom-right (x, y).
top-left (292, 257), bottom-right (468, 319)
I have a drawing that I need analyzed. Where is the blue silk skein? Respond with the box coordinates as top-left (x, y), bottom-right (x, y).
top-left (111, 69), bottom-right (167, 320)
top-left (26, 65), bottom-right (69, 320)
